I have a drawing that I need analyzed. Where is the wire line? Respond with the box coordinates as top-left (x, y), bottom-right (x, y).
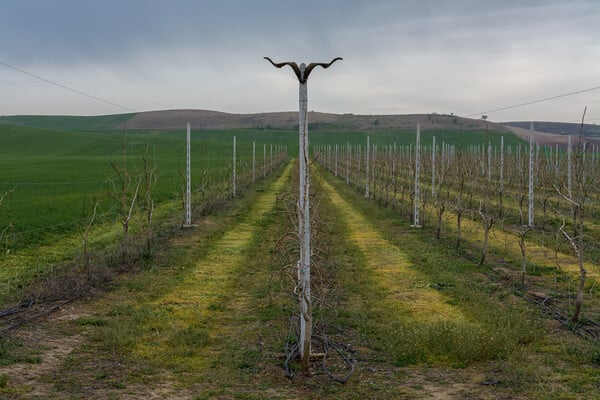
top-left (467, 86), bottom-right (600, 117)
top-left (0, 60), bottom-right (137, 112)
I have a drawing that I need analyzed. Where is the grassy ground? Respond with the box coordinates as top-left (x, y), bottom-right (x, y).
top-left (0, 125), bottom-right (283, 250)
top-left (318, 165), bottom-right (600, 398)
top-left (1, 159), bottom-right (599, 399)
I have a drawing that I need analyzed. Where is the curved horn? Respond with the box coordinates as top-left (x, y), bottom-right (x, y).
top-left (303, 57), bottom-right (343, 82)
top-left (264, 57), bottom-right (303, 82)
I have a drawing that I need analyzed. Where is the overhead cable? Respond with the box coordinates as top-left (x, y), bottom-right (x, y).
top-left (0, 60), bottom-right (136, 112)
top-left (467, 86), bottom-right (600, 117)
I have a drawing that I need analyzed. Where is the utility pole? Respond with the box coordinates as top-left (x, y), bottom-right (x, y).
top-left (265, 56), bottom-right (342, 369)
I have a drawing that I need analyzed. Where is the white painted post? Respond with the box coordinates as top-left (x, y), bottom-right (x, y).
top-left (252, 141), bottom-right (256, 182)
top-left (432, 136), bottom-right (436, 197)
top-left (233, 136), bottom-right (237, 198)
top-left (413, 124), bottom-right (421, 227)
top-left (372, 144), bottom-right (377, 195)
top-left (265, 57), bottom-right (341, 367)
top-left (500, 136), bottom-right (504, 194)
top-left (568, 135), bottom-right (572, 198)
top-left (263, 144), bottom-right (267, 178)
top-left (488, 142), bottom-right (492, 183)
top-left (346, 142), bottom-right (350, 184)
top-left (297, 67), bottom-right (312, 363)
top-left (184, 122), bottom-right (192, 227)
top-left (528, 122), bottom-right (534, 227)
top-left (270, 144), bottom-right (273, 170)
top-left (365, 136), bottom-right (370, 197)
top-left (335, 144), bottom-right (338, 177)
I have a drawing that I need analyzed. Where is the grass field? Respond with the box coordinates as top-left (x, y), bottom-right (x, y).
top-left (0, 160), bottom-right (598, 399)
top-left (0, 125), bottom-right (291, 249)
top-left (7, 116), bottom-right (573, 399)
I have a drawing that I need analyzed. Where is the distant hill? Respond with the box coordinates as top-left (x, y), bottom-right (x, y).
top-left (0, 110), bottom-right (507, 133)
top-left (504, 121), bottom-right (600, 137)
top-left (124, 109), bottom-right (507, 132)
top-left (503, 121), bottom-right (600, 147)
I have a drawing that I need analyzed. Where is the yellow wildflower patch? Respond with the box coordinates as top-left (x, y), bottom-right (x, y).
top-left (317, 171), bottom-right (465, 323)
top-left (132, 162), bottom-right (292, 364)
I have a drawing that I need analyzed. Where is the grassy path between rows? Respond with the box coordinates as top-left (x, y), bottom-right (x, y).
top-left (1, 162), bottom-right (296, 399)
top-left (315, 165), bottom-right (600, 399)
top-left (2, 160), bottom-right (600, 399)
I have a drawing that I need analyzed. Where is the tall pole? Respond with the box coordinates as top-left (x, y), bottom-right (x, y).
top-left (413, 124), bottom-right (421, 227)
top-left (265, 56), bottom-right (341, 369)
top-left (184, 122), bottom-right (192, 227)
top-left (365, 136), bottom-right (370, 198)
top-left (297, 72), bottom-right (311, 362)
top-left (568, 135), bottom-right (573, 198)
top-left (528, 122), bottom-right (534, 227)
top-left (346, 142), bottom-right (350, 184)
top-left (252, 141), bottom-right (256, 182)
top-left (233, 136), bottom-right (237, 198)
top-left (432, 136), bottom-right (436, 197)
top-left (488, 142), bottom-right (492, 183)
top-left (335, 144), bottom-right (338, 177)
top-left (500, 136), bottom-right (504, 195)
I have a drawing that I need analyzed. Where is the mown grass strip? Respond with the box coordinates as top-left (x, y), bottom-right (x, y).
top-left (130, 161), bottom-right (293, 369)
top-left (317, 169), bottom-right (464, 323)
top-left (316, 166), bottom-right (546, 368)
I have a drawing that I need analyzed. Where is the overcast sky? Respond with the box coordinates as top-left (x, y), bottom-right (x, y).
top-left (1, 0), bottom-right (599, 122)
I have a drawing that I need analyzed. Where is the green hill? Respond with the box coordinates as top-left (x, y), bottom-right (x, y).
top-left (0, 113), bottom-right (136, 132)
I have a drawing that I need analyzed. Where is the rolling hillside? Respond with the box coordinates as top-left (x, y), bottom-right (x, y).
top-left (1, 110), bottom-right (507, 133)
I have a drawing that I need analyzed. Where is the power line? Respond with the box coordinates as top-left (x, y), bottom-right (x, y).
top-left (467, 85), bottom-right (600, 117)
top-left (0, 60), bottom-right (137, 113)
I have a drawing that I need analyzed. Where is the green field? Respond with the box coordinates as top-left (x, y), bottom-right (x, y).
top-left (0, 117), bottom-right (517, 250)
top-left (0, 125), bottom-right (293, 249)
top-left (0, 113), bottom-right (136, 132)
top-left (2, 115), bottom-right (600, 399)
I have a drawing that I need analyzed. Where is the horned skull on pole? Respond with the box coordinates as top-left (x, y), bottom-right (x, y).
top-left (264, 56), bottom-right (342, 367)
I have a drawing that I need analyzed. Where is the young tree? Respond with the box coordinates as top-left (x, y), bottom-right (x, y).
top-left (0, 186), bottom-right (15, 247)
top-left (552, 110), bottom-right (597, 322)
top-left (142, 144), bottom-right (158, 249)
top-left (108, 138), bottom-right (141, 264)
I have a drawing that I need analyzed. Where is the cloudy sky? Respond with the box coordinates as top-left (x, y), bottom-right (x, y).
top-left (1, 0), bottom-right (599, 122)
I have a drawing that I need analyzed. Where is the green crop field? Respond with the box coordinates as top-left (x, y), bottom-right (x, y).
top-left (0, 117), bottom-right (519, 251)
top-left (0, 113), bottom-right (136, 132)
top-left (0, 125), bottom-right (293, 249)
